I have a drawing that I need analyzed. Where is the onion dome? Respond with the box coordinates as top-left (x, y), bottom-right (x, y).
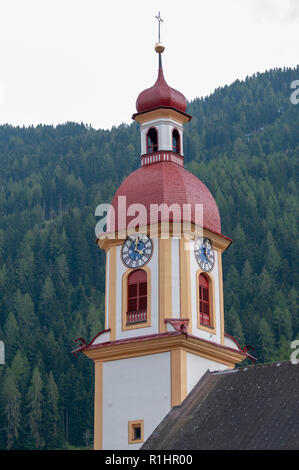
top-left (105, 42), bottom-right (224, 239)
top-left (107, 162), bottom-right (222, 235)
top-left (135, 47), bottom-right (187, 115)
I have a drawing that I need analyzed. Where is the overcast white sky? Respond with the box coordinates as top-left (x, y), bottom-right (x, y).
top-left (0, 0), bottom-right (298, 130)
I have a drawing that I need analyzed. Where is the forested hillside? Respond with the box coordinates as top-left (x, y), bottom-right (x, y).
top-left (0, 66), bottom-right (298, 449)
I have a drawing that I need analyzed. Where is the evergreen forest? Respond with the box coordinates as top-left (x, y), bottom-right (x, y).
top-left (0, 66), bottom-right (298, 449)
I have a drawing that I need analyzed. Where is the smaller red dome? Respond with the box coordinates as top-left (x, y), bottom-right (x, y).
top-left (136, 66), bottom-right (187, 114)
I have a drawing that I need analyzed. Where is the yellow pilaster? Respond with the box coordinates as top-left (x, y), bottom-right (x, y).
top-left (94, 361), bottom-right (103, 450)
top-left (104, 252), bottom-right (108, 330)
top-left (171, 348), bottom-right (187, 407)
top-left (108, 246), bottom-right (117, 341)
top-left (218, 251), bottom-right (225, 345)
top-left (179, 238), bottom-right (192, 332)
top-left (158, 238), bottom-right (172, 332)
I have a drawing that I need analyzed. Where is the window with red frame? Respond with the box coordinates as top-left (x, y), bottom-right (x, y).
top-left (199, 274), bottom-right (210, 326)
top-left (147, 128), bottom-right (158, 153)
top-left (127, 270), bottom-right (147, 324)
top-left (172, 129), bottom-right (180, 154)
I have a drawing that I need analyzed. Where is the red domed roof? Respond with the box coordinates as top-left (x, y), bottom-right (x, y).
top-left (107, 161), bottom-right (221, 234)
top-left (136, 66), bottom-right (187, 114)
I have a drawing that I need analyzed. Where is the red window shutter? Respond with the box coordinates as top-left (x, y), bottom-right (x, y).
top-left (128, 283), bottom-right (137, 298)
top-left (127, 270), bottom-right (148, 324)
top-left (199, 274), bottom-right (210, 326)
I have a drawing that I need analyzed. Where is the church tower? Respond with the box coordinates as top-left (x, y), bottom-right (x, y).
top-left (80, 33), bottom-right (249, 450)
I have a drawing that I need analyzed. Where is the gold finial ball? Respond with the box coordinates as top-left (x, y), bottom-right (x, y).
top-left (155, 42), bottom-right (165, 54)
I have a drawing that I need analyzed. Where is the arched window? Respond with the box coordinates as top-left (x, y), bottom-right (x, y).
top-left (127, 269), bottom-right (147, 324)
top-left (172, 129), bottom-right (180, 154)
top-left (199, 274), bottom-right (210, 326)
top-left (147, 128), bottom-right (158, 153)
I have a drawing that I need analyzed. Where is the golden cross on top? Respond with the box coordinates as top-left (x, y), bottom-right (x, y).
top-left (155, 11), bottom-right (164, 42)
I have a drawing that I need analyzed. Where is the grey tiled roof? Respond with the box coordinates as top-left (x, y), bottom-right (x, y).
top-left (142, 361), bottom-right (299, 450)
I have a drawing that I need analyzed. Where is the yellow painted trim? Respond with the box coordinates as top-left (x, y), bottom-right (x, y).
top-left (97, 222), bottom-right (231, 254)
top-left (98, 237), bottom-right (124, 251)
top-left (179, 238), bottom-right (192, 333)
top-left (94, 361), bottom-right (103, 450)
top-left (128, 419), bottom-right (144, 444)
top-left (133, 108), bottom-right (190, 125)
top-left (104, 252), bottom-right (109, 330)
top-left (108, 246), bottom-right (117, 341)
top-left (158, 238), bottom-right (172, 333)
top-left (171, 349), bottom-right (187, 407)
top-left (122, 267), bottom-right (151, 331)
top-left (84, 333), bottom-right (245, 367)
top-left (199, 228), bottom-right (231, 253)
top-left (218, 251), bottom-right (225, 345)
top-left (196, 270), bottom-right (217, 334)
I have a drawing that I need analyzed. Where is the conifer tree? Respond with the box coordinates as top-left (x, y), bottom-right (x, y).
top-left (3, 312), bottom-right (19, 360)
top-left (43, 372), bottom-right (62, 449)
top-left (255, 318), bottom-right (276, 363)
top-left (226, 306), bottom-right (246, 346)
top-left (2, 367), bottom-right (21, 449)
top-left (11, 349), bottom-right (30, 394)
top-left (26, 366), bottom-right (44, 449)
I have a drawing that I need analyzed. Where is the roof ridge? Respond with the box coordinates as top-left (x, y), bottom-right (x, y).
top-left (221, 359), bottom-right (296, 373)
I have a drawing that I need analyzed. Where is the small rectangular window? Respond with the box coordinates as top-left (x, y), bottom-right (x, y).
top-left (128, 420), bottom-right (144, 444)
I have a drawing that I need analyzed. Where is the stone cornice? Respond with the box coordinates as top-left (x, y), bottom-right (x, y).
top-left (97, 222), bottom-right (232, 253)
top-left (83, 331), bottom-right (245, 367)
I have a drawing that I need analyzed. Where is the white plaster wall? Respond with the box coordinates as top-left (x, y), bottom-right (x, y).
top-left (158, 121), bottom-right (168, 150)
top-left (102, 352), bottom-right (171, 450)
top-left (189, 239), bottom-right (221, 344)
top-left (171, 238), bottom-right (181, 317)
top-left (115, 238), bottom-right (159, 340)
top-left (176, 127), bottom-right (183, 156)
top-left (140, 127), bottom-right (147, 155)
top-left (224, 335), bottom-right (240, 351)
top-left (186, 352), bottom-right (228, 394)
top-left (92, 330), bottom-right (111, 345)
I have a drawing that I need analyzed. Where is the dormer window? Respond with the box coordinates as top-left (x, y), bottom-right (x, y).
top-left (147, 128), bottom-right (158, 153)
top-left (172, 129), bottom-right (180, 154)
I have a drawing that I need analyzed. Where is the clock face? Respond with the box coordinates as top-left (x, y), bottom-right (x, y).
top-left (194, 237), bottom-right (215, 272)
top-left (121, 233), bottom-right (153, 268)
